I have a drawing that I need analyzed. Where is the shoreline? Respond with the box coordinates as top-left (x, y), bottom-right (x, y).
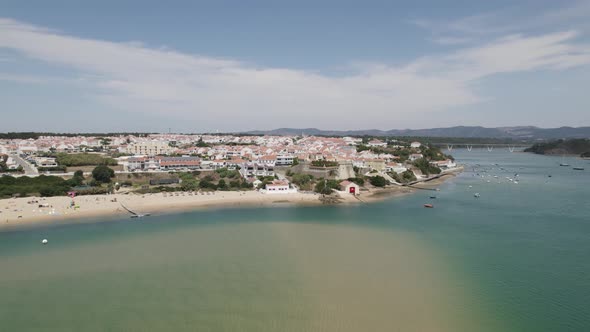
top-left (0, 171), bottom-right (460, 231)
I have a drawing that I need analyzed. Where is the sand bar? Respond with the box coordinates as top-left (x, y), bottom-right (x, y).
top-left (0, 172), bottom-right (458, 231)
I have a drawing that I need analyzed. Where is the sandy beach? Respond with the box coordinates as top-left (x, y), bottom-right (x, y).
top-left (0, 172), bottom-right (458, 231)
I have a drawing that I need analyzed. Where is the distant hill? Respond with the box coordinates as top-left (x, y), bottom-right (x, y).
top-left (242, 126), bottom-right (590, 139)
top-left (524, 139), bottom-right (590, 157)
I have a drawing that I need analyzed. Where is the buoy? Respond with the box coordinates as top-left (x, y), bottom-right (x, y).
top-left (41, 239), bottom-right (48, 244)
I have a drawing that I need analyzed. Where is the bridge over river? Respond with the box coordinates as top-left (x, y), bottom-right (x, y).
top-left (429, 142), bottom-right (530, 152)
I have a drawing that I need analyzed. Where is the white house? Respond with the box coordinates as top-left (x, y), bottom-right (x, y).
top-left (368, 139), bottom-right (387, 147)
top-left (431, 159), bottom-right (457, 170)
top-left (256, 155), bottom-right (276, 166)
top-left (5, 156), bottom-right (18, 169)
top-left (35, 157), bottom-right (58, 168)
top-left (339, 180), bottom-right (360, 195)
top-left (127, 140), bottom-right (172, 156)
top-left (275, 155), bottom-right (295, 166)
top-left (386, 162), bottom-right (407, 174)
top-left (409, 153), bottom-right (424, 162)
top-left (240, 162), bottom-right (275, 178)
top-left (410, 141), bottom-right (422, 148)
top-left (263, 180), bottom-right (297, 194)
top-left (18, 142), bottom-right (38, 155)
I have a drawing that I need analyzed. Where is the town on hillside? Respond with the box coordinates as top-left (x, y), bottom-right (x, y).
top-left (0, 134), bottom-right (459, 199)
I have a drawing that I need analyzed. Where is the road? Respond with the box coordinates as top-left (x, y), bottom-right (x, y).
top-left (10, 154), bottom-right (39, 176)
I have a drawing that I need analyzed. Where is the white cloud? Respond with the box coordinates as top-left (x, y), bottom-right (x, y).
top-left (411, 1), bottom-right (590, 50)
top-left (1, 17), bottom-right (590, 130)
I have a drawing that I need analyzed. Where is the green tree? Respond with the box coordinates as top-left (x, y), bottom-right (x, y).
top-left (291, 173), bottom-right (313, 186)
top-left (348, 177), bottom-right (365, 186)
top-left (196, 138), bottom-right (210, 147)
top-left (217, 179), bottom-right (228, 190)
top-left (215, 168), bottom-right (229, 178)
top-left (314, 179), bottom-right (340, 195)
top-left (413, 158), bottom-right (441, 176)
top-left (181, 180), bottom-right (198, 191)
top-left (369, 175), bottom-right (388, 187)
top-left (67, 170), bottom-right (85, 187)
top-left (241, 181), bottom-right (254, 189)
top-left (92, 165), bottom-right (115, 184)
top-left (199, 180), bottom-right (217, 190)
top-left (100, 138), bottom-right (112, 151)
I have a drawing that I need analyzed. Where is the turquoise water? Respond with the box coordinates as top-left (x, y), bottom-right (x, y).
top-left (1, 150), bottom-right (589, 331)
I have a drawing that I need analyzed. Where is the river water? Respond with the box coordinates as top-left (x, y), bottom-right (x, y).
top-left (1, 149), bottom-right (588, 331)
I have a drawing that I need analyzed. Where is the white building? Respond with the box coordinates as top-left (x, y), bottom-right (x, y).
top-left (275, 155), bottom-right (295, 166)
top-left (409, 153), bottom-right (424, 162)
top-left (256, 155), bottom-right (276, 166)
top-left (240, 162), bottom-right (275, 178)
top-left (17, 141), bottom-right (38, 155)
top-left (386, 162), bottom-right (407, 174)
top-left (263, 180), bottom-right (297, 194)
top-left (367, 139), bottom-right (387, 147)
top-left (431, 159), bottom-right (457, 170)
top-left (127, 141), bottom-right (172, 156)
top-left (34, 157), bottom-right (58, 168)
top-left (410, 141), bottom-right (422, 148)
top-left (343, 137), bottom-right (362, 145)
top-left (5, 156), bottom-right (18, 169)
top-left (339, 180), bottom-right (360, 195)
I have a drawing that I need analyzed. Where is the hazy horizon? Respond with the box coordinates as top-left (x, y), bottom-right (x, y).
top-left (2, 0), bottom-right (590, 132)
top-left (1, 124), bottom-right (590, 136)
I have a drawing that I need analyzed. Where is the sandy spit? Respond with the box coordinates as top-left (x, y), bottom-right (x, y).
top-left (0, 172), bottom-right (459, 231)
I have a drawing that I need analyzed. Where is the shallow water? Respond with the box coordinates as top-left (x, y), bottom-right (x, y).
top-left (1, 149), bottom-right (589, 331)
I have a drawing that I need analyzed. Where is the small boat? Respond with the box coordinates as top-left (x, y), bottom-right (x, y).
top-left (423, 204), bottom-right (434, 208)
top-left (560, 154), bottom-right (569, 167)
top-left (429, 196), bottom-right (437, 199)
top-left (474, 193), bottom-right (480, 198)
top-left (548, 175), bottom-right (552, 177)
top-left (573, 167), bottom-right (584, 170)
top-left (41, 239), bottom-right (48, 245)
top-left (131, 213), bottom-right (151, 218)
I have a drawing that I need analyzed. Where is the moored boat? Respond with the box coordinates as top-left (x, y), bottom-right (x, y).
top-left (423, 204), bottom-right (434, 208)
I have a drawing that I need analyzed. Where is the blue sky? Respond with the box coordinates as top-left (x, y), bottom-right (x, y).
top-left (1, 0), bottom-right (589, 132)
